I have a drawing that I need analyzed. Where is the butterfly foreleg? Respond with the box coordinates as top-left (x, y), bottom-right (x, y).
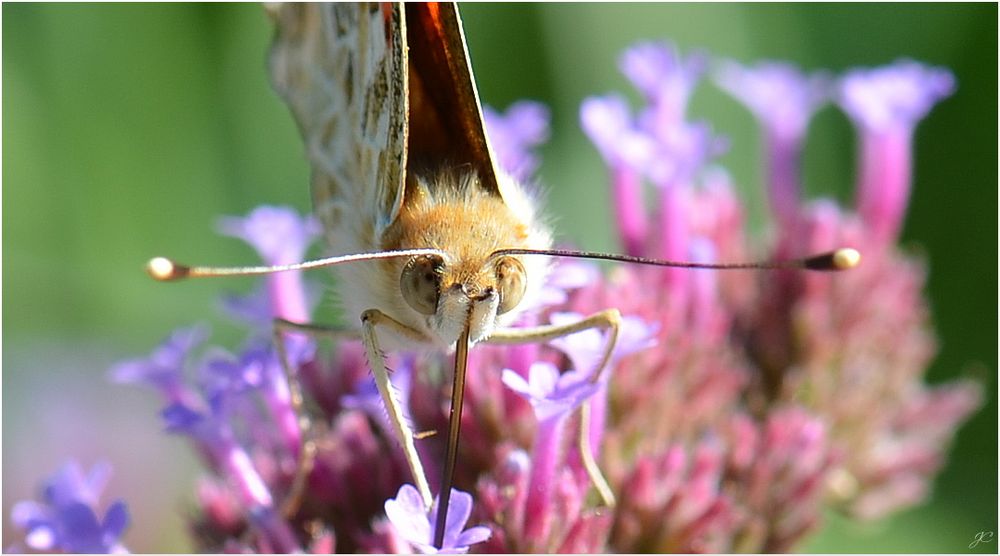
top-left (487, 308), bottom-right (621, 507)
top-left (272, 318), bottom-right (360, 518)
top-left (360, 308), bottom-right (435, 508)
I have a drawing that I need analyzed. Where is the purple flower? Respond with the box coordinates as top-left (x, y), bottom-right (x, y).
top-left (580, 95), bottom-right (655, 255)
top-left (548, 312), bottom-right (658, 379)
top-left (621, 41), bottom-right (707, 124)
top-left (10, 461), bottom-right (129, 553)
top-left (341, 354), bottom-right (416, 438)
top-left (586, 41), bottom-right (726, 275)
top-left (715, 60), bottom-right (829, 142)
top-left (836, 59), bottom-right (954, 134)
top-left (110, 325), bottom-right (207, 397)
top-left (714, 61), bottom-right (829, 229)
top-left (580, 95), bottom-right (657, 170)
top-left (502, 362), bottom-right (599, 424)
top-left (502, 363), bottom-right (601, 549)
top-left (115, 327), bottom-right (302, 552)
top-left (202, 342), bottom-right (305, 453)
top-left (532, 259), bottom-right (601, 309)
top-left (217, 205), bottom-right (320, 266)
top-left (384, 484), bottom-right (491, 554)
top-left (483, 101), bottom-right (550, 182)
top-left (218, 205), bottom-right (320, 323)
top-left (835, 60), bottom-right (954, 244)
top-left (622, 42), bottom-right (723, 188)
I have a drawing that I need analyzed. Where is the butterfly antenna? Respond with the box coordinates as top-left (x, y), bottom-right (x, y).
top-left (145, 248), bottom-right (446, 281)
top-left (488, 247), bottom-right (861, 271)
top-left (434, 314), bottom-right (473, 549)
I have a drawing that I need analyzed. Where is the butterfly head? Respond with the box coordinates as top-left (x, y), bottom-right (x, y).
top-left (375, 170), bottom-right (551, 347)
top-left (399, 251), bottom-right (528, 345)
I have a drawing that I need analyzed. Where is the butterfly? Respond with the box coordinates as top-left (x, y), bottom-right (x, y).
top-left (148, 2), bottom-right (858, 549)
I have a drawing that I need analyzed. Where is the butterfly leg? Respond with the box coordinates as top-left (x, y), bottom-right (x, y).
top-left (272, 318), bottom-right (359, 518)
top-left (360, 308), bottom-right (435, 509)
top-left (487, 308), bottom-right (621, 507)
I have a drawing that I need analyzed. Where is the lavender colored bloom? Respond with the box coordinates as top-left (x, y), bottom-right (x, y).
top-left (623, 42), bottom-right (723, 188)
top-left (502, 363), bottom-right (602, 549)
top-left (714, 61), bottom-right (829, 229)
top-left (548, 312), bottom-right (658, 378)
top-left (621, 41), bottom-right (708, 124)
top-left (483, 101), bottom-right (550, 182)
top-left (110, 325), bottom-right (207, 395)
top-left (341, 354), bottom-right (416, 440)
top-left (531, 259), bottom-right (601, 309)
top-left (217, 205), bottom-right (320, 266)
top-left (835, 60), bottom-right (955, 244)
top-left (384, 484), bottom-right (491, 554)
top-left (715, 60), bottom-right (829, 142)
top-left (502, 362), bottom-right (599, 424)
top-left (10, 461), bottom-right (129, 554)
top-left (218, 205), bottom-right (320, 323)
top-left (580, 95), bottom-right (657, 170)
top-left (836, 59), bottom-right (954, 134)
top-left (580, 95), bottom-right (655, 255)
top-left (115, 326), bottom-right (301, 551)
top-left (202, 342), bottom-right (306, 453)
top-left (585, 41), bottom-right (726, 278)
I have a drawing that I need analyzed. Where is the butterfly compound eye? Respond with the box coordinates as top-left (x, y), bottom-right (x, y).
top-left (495, 256), bottom-right (527, 315)
top-left (401, 254), bottom-right (444, 315)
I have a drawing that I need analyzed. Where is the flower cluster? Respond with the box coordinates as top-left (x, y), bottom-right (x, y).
top-left (8, 461), bottom-right (129, 553)
top-left (8, 41), bottom-right (981, 554)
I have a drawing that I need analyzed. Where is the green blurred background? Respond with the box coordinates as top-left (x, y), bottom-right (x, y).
top-left (3, 3), bottom-right (995, 552)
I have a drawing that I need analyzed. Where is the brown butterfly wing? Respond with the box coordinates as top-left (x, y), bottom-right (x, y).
top-left (268, 3), bottom-right (408, 252)
top-left (268, 2), bottom-right (503, 250)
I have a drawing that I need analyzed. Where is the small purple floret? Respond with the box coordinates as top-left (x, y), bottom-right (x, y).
top-left (715, 60), bottom-right (829, 141)
top-left (502, 362), bottom-right (599, 423)
top-left (384, 484), bottom-right (491, 554)
top-left (483, 101), bottom-right (550, 182)
top-left (217, 205), bottom-right (320, 266)
top-left (10, 461), bottom-right (130, 553)
top-left (836, 59), bottom-right (954, 134)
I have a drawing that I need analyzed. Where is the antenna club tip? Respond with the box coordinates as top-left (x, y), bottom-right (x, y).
top-left (833, 248), bottom-right (861, 270)
top-left (146, 257), bottom-right (189, 281)
top-left (803, 248), bottom-right (862, 271)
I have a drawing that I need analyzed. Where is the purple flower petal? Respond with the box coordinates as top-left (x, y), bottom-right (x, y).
top-left (437, 489), bottom-right (473, 548)
top-left (59, 502), bottom-right (106, 553)
top-left (642, 121), bottom-right (726, 186)
top-left (385, 484), bottom-right (433, 546)
top-left (548, 312), bottom-right (658, 378)
top-left (715, 60), bottom-right (829, 141)
top-left (43, 460), bottom-right (112, 509)
top-left (161, 402), bottom-right (207, 433)
top-left (580, 95), bottom-right (657, 169)
top-left (484, 101), bottom-right (550, 181)
top-left (217, 205), bottom-right (320, 266)
top-left (110, 325), bottom-right (208, 390)
top-left (11, 501), bottom-right (48, 529)
top-left (621, 42), bottom-right (707, 112)
top-left (836, 59), bottom-right (954, 134)
top-left (502, 362), bottom-right (600, 423)
top-left (10, 462), bottom-right (130, 553)
top-left (532, 260), bottom-right (601, 309)
top-left (547, 259), bottom-right (600, 291)
top-left (101, 501), bottom-right (129, 540)
top-left (384, 484), bottom-right (491, 554)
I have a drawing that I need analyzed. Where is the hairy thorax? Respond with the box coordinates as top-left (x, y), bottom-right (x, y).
top-left (344, 170), bottom-right (552, 349)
